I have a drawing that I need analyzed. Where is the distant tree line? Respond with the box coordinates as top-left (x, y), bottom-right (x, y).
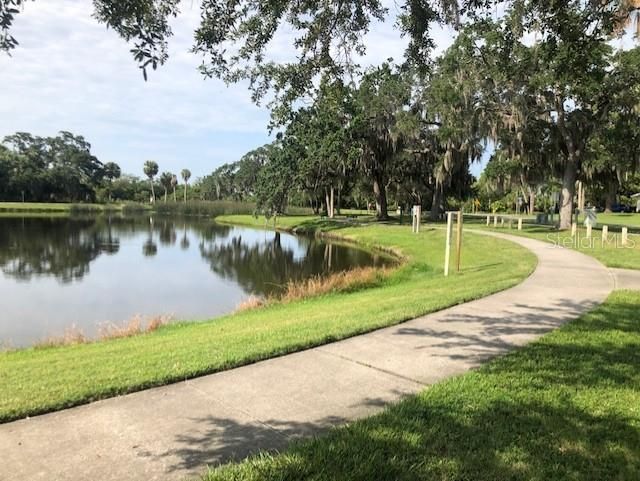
top-left (0, 132), bottom-right (113, 202)
top-left (0, 132), bottom-right (193, 204)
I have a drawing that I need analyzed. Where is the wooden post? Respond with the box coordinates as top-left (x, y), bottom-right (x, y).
top-left (486, 215), bottom-right (490, 226)
top-left (444, 211), bottom-right (453, 277)
top-left (412, 205), bottom-right (421, 233)
top-left (602, 225), bottom-right (608, 245)
top-left (518, 218), bottom-right (523, 230)
top-left (501, 217), bottom-right (505, 227)
top-left (571, 223), bottom-right (577, 237)
top-left (455, 210), bottom-right (463, 272)
top-left (493, 215), bottom-right (498, 228)
top-left (586, 222), bottom-right (592, 239)
top-left (411, 207), bottom-right (416, 233)
top-left (622, 227), bottom-right (629, 246)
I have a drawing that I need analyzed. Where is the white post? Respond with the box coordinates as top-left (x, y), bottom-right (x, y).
top-left (602, 225), bottom-right (608, 245)
top-left (416, 206), bottom-right (421, 233)
top-left (586, 222), bottom-right (592, 239)
top-left (444, 211), bottom-right (453, 277)
top-left (411, 206), bottom-right (416, 233)
top-left (518, 218), bottom-right (523, 231)
top-left (493, 215), bottom-right (498, 228)
top-left (501, 217), bottom-right (505, 227)
top-left (622, 227), bottom-right (628, 246)
top-left (571, 223), bottom-right (577, 237)
top-left (486, 215), bottom-right (490, 226)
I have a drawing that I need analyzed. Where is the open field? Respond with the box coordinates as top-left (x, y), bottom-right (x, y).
top-left (577, 212), bottom-right (640, 228)
top-left (0, 216), bottom-right (535, 423)
top-left (473, 211), bottom-right (640, 228)
top-left (0, 202), bottom-right (105, 212)
top-left (469, 221), bottom-right (640, 270)
top-left (204, 290), bottom-right (640, 481)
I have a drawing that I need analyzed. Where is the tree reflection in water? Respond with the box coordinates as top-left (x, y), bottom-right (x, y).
top-left (0, 216), bottom-right (118, 283)
top-left (199, 230), bottom-right (389, 296)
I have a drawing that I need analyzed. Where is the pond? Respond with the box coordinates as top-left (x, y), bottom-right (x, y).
top-left (0, 215), bottom-right (392, 348)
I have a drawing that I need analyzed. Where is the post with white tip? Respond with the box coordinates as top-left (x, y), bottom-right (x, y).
top-left (455, 210), bottom-right (463, 272)
top-left (622, 227), bottom-right (628, 246)
top-left (444, 211), bottom-right (453, 277)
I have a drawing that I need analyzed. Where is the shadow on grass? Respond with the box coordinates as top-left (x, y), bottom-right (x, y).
top-left (181, 293), bottom-right (640, 480)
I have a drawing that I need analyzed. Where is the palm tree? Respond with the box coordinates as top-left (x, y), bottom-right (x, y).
top-left (181, 168), bottom-right (191, 203)
top-left (159, 172), bottom-right (173, 203)
top-left (171, 174), bottom-right (178, 202)
top-left (143, 161), bottom-right (159, 203)
top-left (102, 162), bottom-right (121, 201)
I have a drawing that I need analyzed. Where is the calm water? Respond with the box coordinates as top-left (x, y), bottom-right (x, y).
top-left (0, 215), bottom-right (391, 347)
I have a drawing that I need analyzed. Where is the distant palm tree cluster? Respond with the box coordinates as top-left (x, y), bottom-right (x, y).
top-left (143, 160), bottom-right (191, 203)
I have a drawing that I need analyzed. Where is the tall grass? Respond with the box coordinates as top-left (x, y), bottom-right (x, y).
top-left (153, 200), bottom-right (257, 217)
top-left (120, 202), bottom-right (149, 215)
top-left (280, 266), bottom-right (390, 302)
top-left (152, 201), bottom-right (313, 217)
top-left (235, 266), bottom-right (391, 313)
top-left (68, 204), bottom-right (117, 214)
top-left (31, 315), bottom-right (171, 349)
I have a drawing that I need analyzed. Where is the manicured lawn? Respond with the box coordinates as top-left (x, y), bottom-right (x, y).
top-left (578, 212), bottom-right (640, 228)
top-left (470, 222), bottom-right (640, 270)
top-left (204, 290), bottom-right (640, 481)
top-left (0, 216), bottom-right (535, 423)
top-left (0, 202), bottom-right (102, 212)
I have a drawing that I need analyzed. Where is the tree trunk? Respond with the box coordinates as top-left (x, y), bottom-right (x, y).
top-left (430, 184), bottom-right (441, 221)
top-left (604, 178), bottom-right (617, 213)
top-left (173, 188), bottom-right (177, 202)
top-left (336, 186), bottom-right (341, 215)
top-left (150, 181), bottom-right (155, 203)
top-left (372, 177), bottom-right (388, 220)
top-left (164, 189), bottom-right (167, 203)
top-left (330, 186), bottom-right (334, 218)
top-left (559, 161), bottom-right (577, 230)
top-left (184, 184), bottom-right (187, 203)
top-left (325, 189), bottom-right (331, 218)
top-left (529, 189), bottom-right (535, 214)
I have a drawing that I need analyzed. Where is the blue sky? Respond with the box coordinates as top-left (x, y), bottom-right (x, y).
top-left (0, 1), bottom-right (490, 180)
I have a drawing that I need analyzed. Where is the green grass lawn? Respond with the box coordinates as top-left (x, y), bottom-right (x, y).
top-left (474, 211), bottom-right (640, 228)
top-left (0, 202), bottom-right (138, 213)
top-left (0, 216), bottom-right (536, 423)
top-left (204, 290), bottom-right (640, 481)
top-left (0, 202), bottom-right (80, 212)
top-left (578, 212), bottom-right (640, 228)
top-left (468, 221), bottom-right (640, 270)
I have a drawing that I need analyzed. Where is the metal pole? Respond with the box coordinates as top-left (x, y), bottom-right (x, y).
top-left (444, 211), bottom-right (453, 276)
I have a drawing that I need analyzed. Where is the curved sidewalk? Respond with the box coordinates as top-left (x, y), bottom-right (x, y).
top-left (0, 232), bottom-right (614, 481)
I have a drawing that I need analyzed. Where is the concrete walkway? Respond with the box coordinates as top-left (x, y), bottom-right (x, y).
top-left (610, 267), bottom-right (640, 290)
top-left (0, 233), bottom-right (615, 481)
